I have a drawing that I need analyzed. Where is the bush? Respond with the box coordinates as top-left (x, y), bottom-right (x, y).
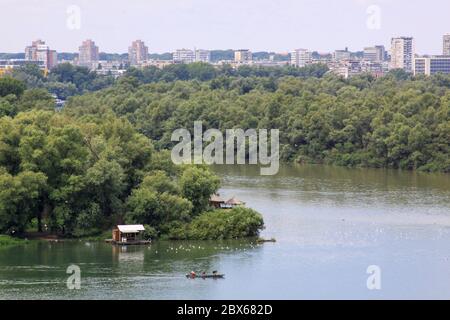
top-left (168, 207), bottom-right (265, 240)
top-left (143, 224), bottom-right (158, 240)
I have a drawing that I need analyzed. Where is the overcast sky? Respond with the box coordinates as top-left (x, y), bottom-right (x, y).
top-left (1, 0), bottom-right (449, 54)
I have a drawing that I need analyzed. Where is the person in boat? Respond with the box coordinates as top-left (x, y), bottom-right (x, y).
top-left (212, 270), bottom-right (218, 275)
top-left (201, 271), bottom-right (206, 277)
top-left (190, 271), bottom-right (196, 278)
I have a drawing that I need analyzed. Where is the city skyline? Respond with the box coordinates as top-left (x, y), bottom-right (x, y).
top-left (3, 34), bottom-right (450, 57)
top-left (7, 34), bottom-right (448, 79)
top-left (1, 0), bottom-right (449, 54)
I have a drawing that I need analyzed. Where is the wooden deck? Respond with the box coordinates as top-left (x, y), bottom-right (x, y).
top-left (105, 239), bottom-right (151, 246)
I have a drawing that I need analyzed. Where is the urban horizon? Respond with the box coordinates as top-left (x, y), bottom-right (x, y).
top-left (1, 33), bottom-right (450, 56)
top-left (1, 33), bottom-right (449, 79)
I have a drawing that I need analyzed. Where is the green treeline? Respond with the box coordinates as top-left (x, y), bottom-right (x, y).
top-left (2, 64), bottom-right (449, 172)
top-left (3, 62), bottom-right (328, 101)
top-left (8, 63), bottom-right (115, 100)
top-left (62, 68), bottom-right (449, 172)
top-left (125, 62), bottom-right (328, 83)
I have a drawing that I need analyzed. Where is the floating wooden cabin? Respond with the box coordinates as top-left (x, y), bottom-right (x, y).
top-left (209, 194), bottom-right (246, 209)
top-left (209, 194), bottom-right (225, 208)
top-left (111, 225), bottom-right (150, 246)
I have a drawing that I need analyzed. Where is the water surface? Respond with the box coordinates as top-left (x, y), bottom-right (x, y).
top-left (1, 165), bottom-right (449, 299)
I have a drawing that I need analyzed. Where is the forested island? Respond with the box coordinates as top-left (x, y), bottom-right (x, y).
top-left (0, 62), bottom-right (449, 239)
top-left (0, 108), bottom-right (264, 239)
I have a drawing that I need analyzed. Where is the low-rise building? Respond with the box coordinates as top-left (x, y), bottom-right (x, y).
top-left (0, 59), bottom-right (46, 76)
top-left (414, 56), bottom-right (450, 76)
top-left (142, 59), bottom-right (174, 69)
top-left (253, 60), bottom-right (289, 67)
top-left (334, 48), bottom-right (351, 61)
top-left (363, 45), bottom-right (385, 62)
top-left (329, 59), bottom-right (388, 79)
top-left (173, 49), bottom-right (195, 64)
top-left (93, 60), bottom-right (127, 77)
top-left (195, 49), bottom-right (211, 63)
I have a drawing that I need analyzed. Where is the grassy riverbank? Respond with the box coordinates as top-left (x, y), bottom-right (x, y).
top-left (0, 235), bottom-right (28, 247)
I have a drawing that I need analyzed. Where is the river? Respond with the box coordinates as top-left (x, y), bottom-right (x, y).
top-left (0, 165), bottom-right (449, 299)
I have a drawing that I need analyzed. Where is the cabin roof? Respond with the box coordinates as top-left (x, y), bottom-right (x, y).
top-left (117, 225), bottom-right (145, 233)
top-left (225, 197), bottom-right (245, 205)
top-left (210, 194), bottom-right (225, 203)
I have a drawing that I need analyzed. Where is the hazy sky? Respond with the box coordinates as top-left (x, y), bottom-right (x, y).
top-left (1, 0), bottom-right (449, 54)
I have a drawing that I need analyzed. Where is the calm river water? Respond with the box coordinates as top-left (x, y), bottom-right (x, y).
top-left (0, 165), bottom-right (449, 299)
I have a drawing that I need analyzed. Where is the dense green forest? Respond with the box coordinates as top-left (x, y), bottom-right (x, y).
top-left (2, 63), bottom-right (450, 172)
top-left (60, 65), bottom-right (449, 172)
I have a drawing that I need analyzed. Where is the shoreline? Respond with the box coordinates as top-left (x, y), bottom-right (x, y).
top-left (0, 234), bottom-right (273, 245)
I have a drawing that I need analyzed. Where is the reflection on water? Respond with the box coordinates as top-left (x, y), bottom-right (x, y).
top-left (0, 165), bottom-right (449, 299)
top-left (0, 240), bottom-right (262, 299)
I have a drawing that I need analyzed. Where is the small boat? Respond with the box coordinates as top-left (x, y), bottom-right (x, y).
top-left (186, 273), bottom-right (225, 279)
top-left (256, 238), bottom-right (276, 243)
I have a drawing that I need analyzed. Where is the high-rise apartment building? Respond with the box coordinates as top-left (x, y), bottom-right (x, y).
top-left (390, 37), bottom-right (414, 72)
top-left (414, 56), bottom-right (450, 76)
top-left (290, 49), bottom-right (312, 67)
top-left (25, 39), bottom-right (58, 70)
top-left (443, 34), bottom-right (450, 56)
top-left (234, 49), bottom-right (253, 63)
top-left (78, 39), bottom-right (99, 68)
top-left (376, 45), bottom-right (386, 62)
top-left (25, 39), bottom-right (44, 60)
top-left (173, 49), bottom-right (195, 63)
top-left (195, 49), bottom-right (211, 63)
top-left (128, 40), bottom-right (148, 66)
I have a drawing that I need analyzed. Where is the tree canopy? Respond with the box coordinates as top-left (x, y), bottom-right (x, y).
top-left (0, 77), bottom-right (26, 98)
top-left (10, 63), bottom-right (115, 100)
top-left (0, 109), bottom-right (261, 238)
top-left (64, 72), bottom-right (450, 172)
